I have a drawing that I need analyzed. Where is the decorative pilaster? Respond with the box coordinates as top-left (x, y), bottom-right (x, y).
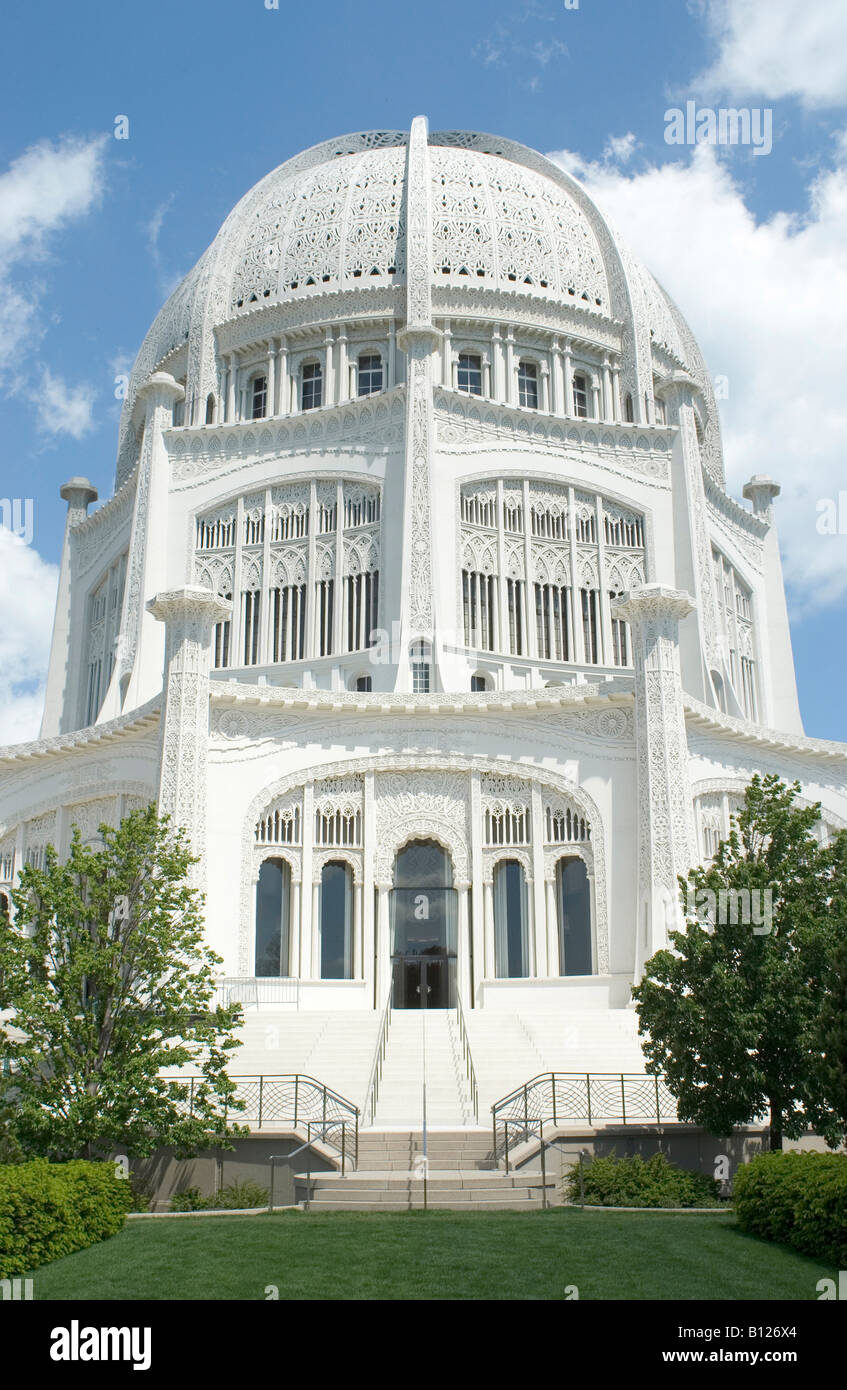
top-left (612, 585), bottom-right (697, 975)
top-left (742, 475), bottom-right (802, 732)
top-left (147, 586), bottom-right (231, 877)
top-left (397, 116), bottom-right (441, 648)
top-left (41, 477), bottom-right (98, 737)
top-left (119, 373), bottom-right (184, 713)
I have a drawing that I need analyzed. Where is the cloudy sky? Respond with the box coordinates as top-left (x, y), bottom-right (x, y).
top-left (0, 0), bottom-right (845, 738)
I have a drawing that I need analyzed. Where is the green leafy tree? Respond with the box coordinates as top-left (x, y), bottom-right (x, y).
top-left (0, 805), bottom-right (245, 1160)
top-left (812, 929), bottom-right (847, 1142)
top-left (633, 775), bottom-right (847, 1150)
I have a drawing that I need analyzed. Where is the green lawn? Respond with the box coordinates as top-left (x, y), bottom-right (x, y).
top-left (28, 1209), bottom-right (835, 1301)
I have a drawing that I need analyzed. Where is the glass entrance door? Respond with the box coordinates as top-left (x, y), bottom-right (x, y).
top-left (391, 954), bottom-right (454, 1009)
top-left (390, 840), bottom-right (457, 1009)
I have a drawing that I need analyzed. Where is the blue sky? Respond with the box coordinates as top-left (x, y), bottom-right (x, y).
top-left (1, 0), bottom-right (846, 740)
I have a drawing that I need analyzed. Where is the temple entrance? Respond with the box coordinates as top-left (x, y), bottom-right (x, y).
top-left (390, 839), bottom-right (456, 1009)
top-left (391, 954), bottom-right (454, 1009)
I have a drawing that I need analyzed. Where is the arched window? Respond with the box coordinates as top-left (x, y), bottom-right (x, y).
top-left (624, 392), bottom-right (634, 423)
top-left (573, 373), bottom-right (589, 419)
top-left (457, 352), bottom-right (482, 396)
top-left (213, 593), bottom-right (232, 668)
top-left (493, 859), bottom-right (530, 978)
top-left (471, 672), bottom-right (489, 691)
top-left (255, 858), bottom-right (291, 977)
top-left (301, 361), bottom-right (322, 411)
top-left (410, 639), bottom-right (431, 693)
top-left (320, 860), bottom-right (353, 979)
top-left (251, 375), bottom-right (267, 420)
top-left (357, 353), bottom-right (383, 396)
top-left (354, 674), bottom-right (372, 692)
top-left (556, 857), bottom-right (592, 975)
top-left (205, 393), bottom-right (216, 425)
top-left (518, 360), bottom-right (539, 409)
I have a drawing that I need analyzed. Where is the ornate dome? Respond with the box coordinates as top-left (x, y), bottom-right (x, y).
top-left (117, 125), bottom-right (723, 486)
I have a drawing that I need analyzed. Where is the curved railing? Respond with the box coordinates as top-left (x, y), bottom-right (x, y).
top-left (492, 1071), bottom-right (679, 1162)
top-left (166, 1072), bottom-right (359, 1167)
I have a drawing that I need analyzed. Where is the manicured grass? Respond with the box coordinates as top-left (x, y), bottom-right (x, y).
top-left (28, 1209), bottom-right (835, 1301)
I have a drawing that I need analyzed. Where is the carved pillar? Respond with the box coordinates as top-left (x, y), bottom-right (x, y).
top-left (530, 785), bottom-right (547, 975)
top-left (363, 772), bottom-right (376, 1005)
top-left (41, 476), bottom-right (98, 737)
top-left (300, 782), bottom-right (314, 976)
top-left (612, 585), bottom-right (697, 977)
top-left (147, 586), bottom-right (232, 879)
top-left (397, 116), bottom-right (441, 675)
top-left (376, 883), bottom-right (391, 1005)
top-left (456, 882), bottom-right (471, 1009)
top-left (484, 880), bottom-right (495, 979)
top-left (545, 878), bottom-right (560, 977)
top-left (120, 373), bottom-right (185, 714)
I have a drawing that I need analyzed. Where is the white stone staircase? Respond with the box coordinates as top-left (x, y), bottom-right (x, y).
top-left (230, 1008), bottom-right (380, 1110)
top-left (465, 1007), bottom-right (647, 1115)
top-left (370, 1011), bottom-right (474, 1129)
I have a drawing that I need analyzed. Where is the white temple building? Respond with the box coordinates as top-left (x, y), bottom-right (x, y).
top-left (2, 118), bottom-right (847, 1136)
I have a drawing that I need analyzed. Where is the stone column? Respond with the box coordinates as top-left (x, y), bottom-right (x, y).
top-left (40, 477), bottom-right (98, 737)
top-left (376, 883), bottom-right (391, 1005)
top-left (120, 373), bottom-right (185, 714)
top-left (545, 879), bottom-right (560, 977)
top-left (612, 585), bottom-right (697, 977)
top-left (742, 474), bottom-right (802, 733)
top-left (147, 586), bottom-right (232, 880)
top-left (397, 116), bottom-right (441, 674)
top-left (456, 882), bottom-right (471, 1009)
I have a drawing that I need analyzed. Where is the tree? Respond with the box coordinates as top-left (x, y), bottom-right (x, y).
top-left (0, 805), bottom-right (245, 1161)
top-left (812, 925), bottom-right (847, 1143)
top-left (632, 775), bottom-right (847, 1150)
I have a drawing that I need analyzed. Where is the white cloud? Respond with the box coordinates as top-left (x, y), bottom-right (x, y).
top-left (0, 135), bottom-right (106, 425)
top-left (35, 368), bottom-right (96, 439)
top-left (694, 0), bottom-right (847, 108)
top-left (548, 137), bottom-right (847, 614)
top-left (602, 132), bottom-right (639, 165)
top-left (0, 530), bottom-right (59, 745)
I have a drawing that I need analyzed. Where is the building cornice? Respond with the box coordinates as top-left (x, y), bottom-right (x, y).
top-left (684, 697), bottom-right (847, 764)
top-left (209, 680), bottom-right (635, 718)
top-left (0, 698), bottom-right (161, 767)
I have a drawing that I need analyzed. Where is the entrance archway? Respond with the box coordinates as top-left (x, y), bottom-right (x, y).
top-left (390, 839), bottom-right (456, 1008)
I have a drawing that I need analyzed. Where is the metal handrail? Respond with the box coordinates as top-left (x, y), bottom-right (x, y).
top-left (362, 995), bottom-right (392, 1126)
top-left (164, 1071), bottom-right (359, 1167)
top-left (454, 994), bottom-right (479, 1123)
top-left (491, 1071), bottom-right (678, 1160)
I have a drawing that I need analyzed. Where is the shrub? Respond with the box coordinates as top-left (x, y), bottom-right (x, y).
top-left (211, 1179), bottom-right (268, 1210)
top-left (169, 1179), bottom-right (269, 1212)
top-left (170, 1186), bottom-right (208, 1211)
top-left (563, 1151), bottom-right (723, 1208)
top-left (0, 1159), bottom-right (132, 1276)
top-left (733, 1150), bottom-right (847, 1266)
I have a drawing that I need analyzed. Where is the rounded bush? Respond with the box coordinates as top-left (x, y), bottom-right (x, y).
top-left (0, 1159), bottom-right (132, 1277)
top-left (733, 1151), bottom-right (847, 1265)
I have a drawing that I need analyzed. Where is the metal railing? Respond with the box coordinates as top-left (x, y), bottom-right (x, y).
top-left (165, 1072), bottom-right (359, 1167)
top-left (213, 977), bottom-right (300, 1009)
top-left (492, 1072), bottom-right (679, 1162)
top-left (362, 996), bottom-right (392, 1126)
top-left (454, 995), bottom-right (479, 1123)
